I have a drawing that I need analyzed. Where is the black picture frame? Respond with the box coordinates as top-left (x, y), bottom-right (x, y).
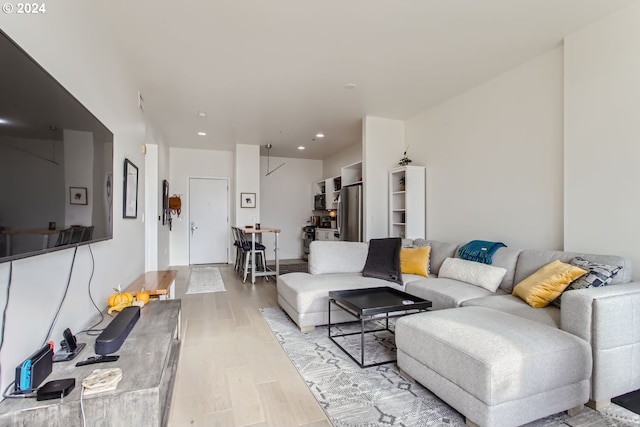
top-left (123, 158), bottom-right (138, 218)
top-left (241, 192), bottom-right (256, 208)
top-left (69, 187), bottom-right (88, 205)
top-left (162, 179), bottom-right (169, 225)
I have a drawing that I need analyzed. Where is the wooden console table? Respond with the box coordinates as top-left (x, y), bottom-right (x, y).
top-left (125, 270), bottom-right (178, 300)
top-left (0, 299), bottom-right (181, 426)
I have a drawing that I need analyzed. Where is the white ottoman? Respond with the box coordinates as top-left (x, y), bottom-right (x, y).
top-left (396, 306), bottom-right (592, 427)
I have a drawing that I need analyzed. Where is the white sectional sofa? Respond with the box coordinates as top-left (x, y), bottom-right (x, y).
top-left (276, 239), bottom-right (640, 427)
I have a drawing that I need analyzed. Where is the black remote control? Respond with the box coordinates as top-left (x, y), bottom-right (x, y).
top-left (75, 355), bottom-right (119, 367)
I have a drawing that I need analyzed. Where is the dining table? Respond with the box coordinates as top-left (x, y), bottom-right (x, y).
top-left (241, 227), bottom-right (281, 285)
top-left (1, 228), bottom-right (58, 256)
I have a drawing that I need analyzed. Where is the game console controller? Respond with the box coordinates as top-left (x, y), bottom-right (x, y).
top-left (19, 360), bottom-right (32, 391)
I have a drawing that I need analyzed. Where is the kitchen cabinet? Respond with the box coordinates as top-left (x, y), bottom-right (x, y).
top-left (341, 161), bottom-right (362, 186)
top-left (313, 161), bottom-right (362, 211)
top-left (325, 176), bottom-right (341, 209)
top-left (389, 166), bottom-right (425, 239)
top-left (315, 228), bottom-right (339, 241)
top-left (313, 177), bottom-right (340, 210)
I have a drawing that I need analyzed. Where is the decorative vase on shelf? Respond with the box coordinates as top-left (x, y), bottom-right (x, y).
top-left (399, 176), bottom-right (405, 191)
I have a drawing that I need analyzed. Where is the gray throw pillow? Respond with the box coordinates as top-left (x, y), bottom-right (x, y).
top-left (552, 256), bottom-right (622, 307)
top-left (362, 238), bottom-right (403, 286)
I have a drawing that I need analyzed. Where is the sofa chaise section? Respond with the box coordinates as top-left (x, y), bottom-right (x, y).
top-left (396, 307), bottom-right (592, 427)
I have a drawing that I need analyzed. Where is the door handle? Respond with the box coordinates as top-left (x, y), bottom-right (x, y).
top-left (191, 222), bottom-right (198, 235)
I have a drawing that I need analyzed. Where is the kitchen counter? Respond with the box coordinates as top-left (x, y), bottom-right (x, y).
top-left (315, 228), bottom-right (339, 241)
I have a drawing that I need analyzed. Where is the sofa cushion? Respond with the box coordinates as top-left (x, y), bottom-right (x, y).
top-left (462, 295), bottom-right (560, 328)
top-left (400, 246), bottom-right (430, 277)
top-left (513, 249), bottom-right (632, 286)
top-left (438, 257), bottom-right (507, 292)
top-left (484, 247), bottom-right (522, 294)
top-left (552, 257), bottom-right (623, 308)
top-left (362, 238), bottom-right (403, 285)
top-left (405, 278), bottom-right (500, 310)
top-left (309, 241), bottom-right (368, 274)
top-left (412, 239), bottom-right (458, 275)
top-left (512, 260), bottom-right (587, 308)
top-left (277, 272), bottom-right (400, 316)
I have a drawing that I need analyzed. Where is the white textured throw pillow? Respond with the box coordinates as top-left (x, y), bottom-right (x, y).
top-left (438, 257), bottom-right (507, 292)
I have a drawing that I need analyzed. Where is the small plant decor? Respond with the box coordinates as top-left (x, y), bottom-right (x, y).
top-left (398, 148), bottom-right (412, 166)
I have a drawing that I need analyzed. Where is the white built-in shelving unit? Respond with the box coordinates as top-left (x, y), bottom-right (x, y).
top-left (388, 165), bottom-right (425, 239)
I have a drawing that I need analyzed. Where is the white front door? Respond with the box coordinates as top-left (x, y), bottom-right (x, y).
top-left (189, 178), bottom-right (229, 265)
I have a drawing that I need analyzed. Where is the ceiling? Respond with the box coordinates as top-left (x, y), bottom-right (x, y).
top-left (100, 0), bottom-right (637, 160)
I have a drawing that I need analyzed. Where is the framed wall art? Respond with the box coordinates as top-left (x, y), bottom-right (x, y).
top-left (241, 192), bottom-right (256, 208)
top-left (162, 179), bottom-right (170, 225)
top-left (123, 158), bottom-right (138, 218)
top-left (69, 187), bottom-right (88, 205)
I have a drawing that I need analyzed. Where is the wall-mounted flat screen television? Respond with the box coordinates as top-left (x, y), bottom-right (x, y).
top-left (0, 30), bottom-right (114, 262)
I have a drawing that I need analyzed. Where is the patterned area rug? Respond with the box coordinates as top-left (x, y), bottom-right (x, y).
top-left (186, 267), bottom-right (226, 294)
top-left (260, 307), bottom-right (640, 427)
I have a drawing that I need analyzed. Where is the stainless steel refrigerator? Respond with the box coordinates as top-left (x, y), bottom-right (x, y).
top-left (337, 184), bottom-right (363, 242)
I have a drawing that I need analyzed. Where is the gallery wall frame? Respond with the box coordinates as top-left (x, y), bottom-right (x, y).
top-left (241, 192), bottom-right (256, 208)
top-left (69, 187), bottom-right (88, 205)
top-left (123, 158), bottom-right (138, 218)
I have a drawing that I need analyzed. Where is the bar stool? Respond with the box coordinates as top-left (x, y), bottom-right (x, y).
top-left (231, 227), bottom-right (247, 273)
top-left (236, 227), bottom-right (268, 282)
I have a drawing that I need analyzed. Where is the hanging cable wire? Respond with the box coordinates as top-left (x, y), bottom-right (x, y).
top-left (0, 262), bottom-right (13, 393)
top-left (42, 246), bottom-right (78, 347)
top-left (79, 244), bottom-right (105, 336)
top-left (265, 144), bottom-right (285, 176)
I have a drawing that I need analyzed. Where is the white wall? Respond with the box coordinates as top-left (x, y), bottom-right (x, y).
top-left (145, 143), bottom-right (159, 271)
top-left (405, 48), bottom-right (565, 250)
top-left (169, 147), bottom-right (234, 266)
top-left (63, 130), bottom-right (94, 227)
top-left (323, 142), bottom-right (362, 179)
top-left (0, 3), bottom-right (157, 393)
top-left (260, 156), bottom-right (323, 260)
top-left (564, 3), bottom-right (640, 278)
top-left (235, 144), bottom-right (260, 229)
top-left (157, 137), bottom-right (172, 269)
top-left (0, 137), bottom-right (65, 253)
top-left (363, 116), bottom-right (405, 240)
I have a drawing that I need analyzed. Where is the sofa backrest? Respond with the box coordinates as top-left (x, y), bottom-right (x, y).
top-left (309, 241), bottom-right (369, 274)
top-left (466, 246), bottom-right (522, 293)
top-left (513, 249), bottom-right (633, 286)
top-left (412, 239), bottom-right (457, 275)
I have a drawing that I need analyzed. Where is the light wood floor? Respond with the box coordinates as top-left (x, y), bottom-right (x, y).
top-left (167, 264), bottom-right (331, 427)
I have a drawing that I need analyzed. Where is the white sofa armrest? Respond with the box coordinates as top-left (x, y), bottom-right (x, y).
top-left (561, 282), bottom-right (640, 403)
top-left (308, 241), bottom-right (369, 274)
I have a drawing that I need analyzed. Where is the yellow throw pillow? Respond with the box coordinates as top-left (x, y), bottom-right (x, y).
top-left (400, 246), bottom-right (430, 277)
top-left (512, 260), bottom-right (587, 308)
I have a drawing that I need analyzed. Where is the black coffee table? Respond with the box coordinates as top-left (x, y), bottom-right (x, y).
top-left (328, 287), bottom-right (432, 368)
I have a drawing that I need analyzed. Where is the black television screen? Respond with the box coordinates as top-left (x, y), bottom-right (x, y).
top-left (0, 30), bottom-right (114, 262)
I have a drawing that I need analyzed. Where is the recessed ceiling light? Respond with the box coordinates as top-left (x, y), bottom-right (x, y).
top-left (298, 146), bottom-right (305, 150)
top-left (345, 83), bottom-right (357, 90)
top-left (197, 111), bottom-right (207, 117)
top-left (197, 131), bottom-right (207, 136)
top-left (315, 133), bottom-right (325, 138)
